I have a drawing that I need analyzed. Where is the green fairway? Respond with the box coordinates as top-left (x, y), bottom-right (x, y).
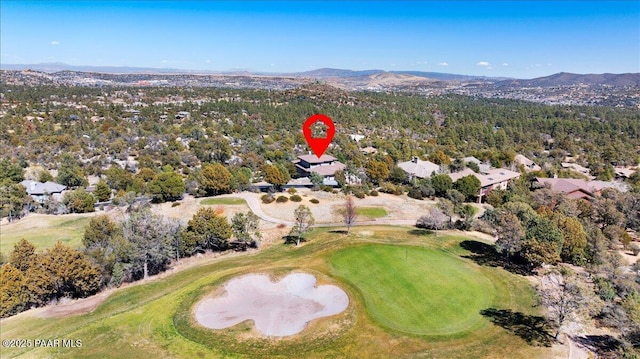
top-left (200, 197), bottom-right (247, 205)
top-left (356, 206), bottom-right (387, 218)
top-left (0, 226), bottom-right (551, 359)
top-left (0, 214), bottom-right (91, 254)
top-left (331, 244), bottom-right (492, 335)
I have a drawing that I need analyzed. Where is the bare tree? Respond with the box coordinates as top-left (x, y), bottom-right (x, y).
top-left (290, 205), bottom-right (315, 246)
top-left (538, 268), bottom-right (589, 340)
top-left (416, 207), bottom-right (447, 235)
top-left (342, 195), bottom-right (358, 234)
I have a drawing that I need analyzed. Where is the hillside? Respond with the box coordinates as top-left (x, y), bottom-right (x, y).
top-left (496, 72), bottom-right (640, 88)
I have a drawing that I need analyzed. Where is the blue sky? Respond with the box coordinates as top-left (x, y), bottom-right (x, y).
top-left (1, 1), bottom-right (638, 78)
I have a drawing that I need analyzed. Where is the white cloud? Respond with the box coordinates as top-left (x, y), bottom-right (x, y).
top-left (50, 41), bottom-right (60, 46)
top-left (205, 59), bottom-right (211, 64)
top-left (547, 63), bottom-right (553, 67)
top-left (502, 63), bottom-right (509, 67)
top-left (438, 62), bottom-right (449, 66)
top-left (535, 64), bottom-right (543, 67)
top-left (161, 60), bottom-right (169, 64)
top-left (476, 61), bottom-right (490, 67)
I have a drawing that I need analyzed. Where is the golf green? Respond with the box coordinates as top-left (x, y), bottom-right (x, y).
top-left (331, 244), bottom-right (493, 335)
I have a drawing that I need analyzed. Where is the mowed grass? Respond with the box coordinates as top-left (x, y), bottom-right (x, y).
top-left (200, 197), bottom-right (247, 205)
top-left (331, 244), bottom-right (492, 335)
top-left (0, 226), bottom-right (552, 359)
top-left (0, 214), bottom-right (91, 254)
top-left (356, 206), bottom-right (387, 218)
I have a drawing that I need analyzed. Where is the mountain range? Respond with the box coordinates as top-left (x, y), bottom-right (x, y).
top-left (4, 62), bottom-right (638, 87)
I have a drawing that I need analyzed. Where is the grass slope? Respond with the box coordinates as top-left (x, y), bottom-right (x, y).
top-left (0, 226), bottom-right (551, 358)
top-left (0, 214), bottom-right (91, 254)
top-left (355, 206), bottom-right (387, 218)
top-left (331, 244), bottom-right (492, 335)
top-left (200, 197), bottom-right (247, 205)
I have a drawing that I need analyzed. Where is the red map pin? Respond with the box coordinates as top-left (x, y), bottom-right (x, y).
top-left (303, 114), bottom-right (335, 158)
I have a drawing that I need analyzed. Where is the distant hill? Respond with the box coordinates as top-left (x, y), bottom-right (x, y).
top-left (2, 63), bottom-right (638, 89)
top-left (293, 68), bottom-right (385, 78)
top-left (291, 68), bottom-right (500, 81)
top-left (496, 72), bottom-right (640, 87)
top-left (0, 62), bottom-right (202, 74)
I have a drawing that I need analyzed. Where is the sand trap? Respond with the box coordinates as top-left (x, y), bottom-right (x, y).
top-left (194, 273), bottom-right (349, 336)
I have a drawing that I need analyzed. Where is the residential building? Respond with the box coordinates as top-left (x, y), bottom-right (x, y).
top-left (293, 154), bottom-right (346, 184)
top-left (449, 168), bottom-right (521, 202)
top-left (535, 178), bottom-right (627, 200)
top-left (398, 157), bottom-right (441, 180)
top-left (20, 180), bottom-right (67, 203)
top-left (514, 154), bottom-right (542, 172)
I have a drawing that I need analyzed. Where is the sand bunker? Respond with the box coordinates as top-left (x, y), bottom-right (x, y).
top-left (194, 273), bottom-right (349, 336)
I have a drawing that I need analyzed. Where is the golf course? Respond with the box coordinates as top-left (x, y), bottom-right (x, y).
top-left (0, 226), bottom-right (552, 358)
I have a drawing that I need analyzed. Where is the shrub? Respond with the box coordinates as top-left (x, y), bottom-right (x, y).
top-left (290, 194), bottom-right (302, 202)
top-left (276, 195), bottom-right (289, 203)
top-left (320, 185), bottom-right (334, 192)
top-left (631, 243), bottom-right (640, 256)
top-left (261, 194), bottom-right (274, 204)
top-left (171, 202), bottom-right (181, 207)
top-left (354, 191), bottom-right (365, 199)
top-left (369, 190), bottom-right (379, 196)
top-left (310, 198), bottom-right (320, 204)
top-left (407, 187), bottom-right (424, 200)
top-left (287, 188), bottom-right (297, 194)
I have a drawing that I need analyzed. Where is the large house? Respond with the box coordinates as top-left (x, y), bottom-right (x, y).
top-left (398, 157), bottom-right (441, 180)
top-left (449, 168), bottom-right (521, 202)
top-left (293, 154), bottom-right (346, 185)
top-left (20, 180), bottom-right (67, 203)
top-left (535, 178), bottom-right (626, 200)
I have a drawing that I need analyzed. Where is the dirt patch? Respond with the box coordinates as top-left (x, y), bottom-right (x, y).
top-left (36, 290), bottom-right (113, 318)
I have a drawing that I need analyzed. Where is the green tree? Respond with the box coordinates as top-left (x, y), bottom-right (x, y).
top-left (123, 210), bottom-right (180, 279)
top-left (199, 163), bottom-right (232, 195)
top-left (365, 160), bottom-right (390, 185)
top-left (334, 169), bottom-right (347, 188)
top-left (105, 165), bottom-right (134, 192)
top-left (42, 242), bottom-right (101, 298)
top-left (231, 212), bottom-right (261, 250)
top-left (57, 154), bottom-right (88, 187)
top-left (230, 167), bottom-right (252, 192)
top-left (522, 216), bottom-right (564, 267)
top-left (289, 205), bottom-right (315, 246)
top-left (555, 215), bottom-right (587, 265)
top-left (0, 180), bottom-right (30, 220)
top-left (94, 180), bottom-right (111, 202)
top-left (9, 239), bottom-right (37, 272)
top-left (309, 172), bottom-right (324, 189)
top-left (429, 150), bottom-right (451, 165)
top-left (0, 264), bottom-right (28, 318)
top-left (0, 159), bottom-right (24, 183)
top-left (263, 164), bottom-right (290, 191)
top-left (389, 166), bottom-right (407, 184)
top-left (147, 166), bottom-right (185, 202)
top-left (454, 175), bottom-right (481, 202)
top-left (37, 168), bottom-right (54, 183)
top-left (83, 215), bottom-right (126, 286)
top-left (63, 188), bottom-right (95, 213)
top-left (181, 207), bottom-right (232, 255)
top-left (431, 174), bottom-right (453, 197)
